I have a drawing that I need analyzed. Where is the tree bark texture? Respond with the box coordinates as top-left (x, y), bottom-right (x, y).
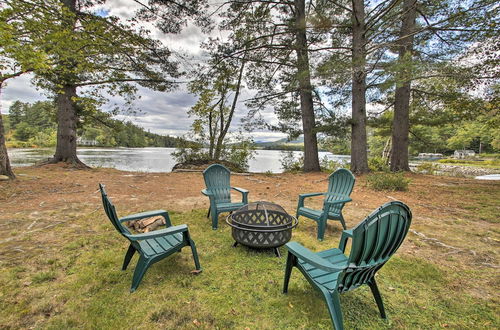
top-left (294, 0), bottom-right (320, 172)
top-left (390, 0), bottom-right (417, 172)
top-left (0, 87), bottom-right (16, 179)
top-left (350, 0), bottom-right (369, 174)
top-left (50, 84), bottom-right (86, 166)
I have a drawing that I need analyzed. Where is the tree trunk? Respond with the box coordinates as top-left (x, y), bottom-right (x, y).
top-left (350, 0), bottom-right (369, 174)
top-left (213, 90), bottom-right (227, 160)
top-left (50, 84), bottom-right (86, 166)
top-left (0, 86), bottom-right (15, 179)
top-left (208, 112), bottom-right (215, 158)
top-left (390, 0), bottom-right (417, 172)
top-left (295, 0), bottom-right (320, 172)
top-left (214, 59), bottom-right (246, 161)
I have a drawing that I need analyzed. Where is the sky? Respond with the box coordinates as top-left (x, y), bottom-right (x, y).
top-left (0, 0), bottom-right (287, 142)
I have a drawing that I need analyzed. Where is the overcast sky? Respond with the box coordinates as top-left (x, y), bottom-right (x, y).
top-left (0, 0), bottom-right (286, 142)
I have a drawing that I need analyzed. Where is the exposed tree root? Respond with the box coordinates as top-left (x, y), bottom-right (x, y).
top-left (38, 156), bottom-right (91, 169)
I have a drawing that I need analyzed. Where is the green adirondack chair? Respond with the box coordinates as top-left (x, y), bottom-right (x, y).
top-left (99, 184), bottom-right (201, 292)
top-left (201, 164), bottom-right (249, 230)
top-left (296, 168), bottom-right (355, 240)
top-left (283, 201), bottom-right (412, 330)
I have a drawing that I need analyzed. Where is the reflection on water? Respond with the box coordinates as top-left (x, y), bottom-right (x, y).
top-left (8, 147), bottom-right (350, 173)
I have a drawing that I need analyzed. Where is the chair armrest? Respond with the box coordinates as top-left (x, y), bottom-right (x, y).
top-left (324, 197), bottom-right (352, 206)
top-left (201, 189), bottom-right (213, 197)
top-left (232, 187), bottom-right (248, 194)
top-left (297, 192), bottom-right (324, 208)
top-left (232, 187), bottom-right (249, 204)
top-left (127, 224), bottom-right (189, 241)
top-left (285, 242), bottom-right (347, 272)
top-left (338, 229), bottom-right (353, 253)
top-left (119, 210), bottom-right (170, 224)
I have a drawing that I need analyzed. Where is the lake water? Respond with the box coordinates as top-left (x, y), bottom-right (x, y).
top-left (8, 147), bottom-right (350, 173)
top-left (475, 174), bottom-right (500, 181)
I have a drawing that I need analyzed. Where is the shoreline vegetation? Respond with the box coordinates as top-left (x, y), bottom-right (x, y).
top-left (6, 145), bottom-right (500, 178)
top-left (0, 165), bottom-right (498, 328)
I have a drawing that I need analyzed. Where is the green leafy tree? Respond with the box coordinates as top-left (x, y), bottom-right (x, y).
top-left (385, 0), bottom-right (498, 170)
top-left (7, 101), bottom-right (25, 129)
top-left (218, 0), bottom-right (332, 171)
top-left (173, 47), bottom-right (255, 170)
top-left (1, 0), bottom-right (207, 168)
top-left (186, 48), bottom-right (246, 161)
top-left (0, 0), bottom-right (52, 178)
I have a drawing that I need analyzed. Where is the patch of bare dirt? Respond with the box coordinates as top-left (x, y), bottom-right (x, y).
top-left (0, 165), bottom-right (499, 277)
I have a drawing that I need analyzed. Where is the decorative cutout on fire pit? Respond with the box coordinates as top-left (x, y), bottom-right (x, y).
top-left (226, 201), bottom-right (298, 257)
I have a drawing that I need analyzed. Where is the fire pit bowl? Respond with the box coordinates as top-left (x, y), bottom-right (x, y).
top-left (226, 201), bottom-right (298, 257)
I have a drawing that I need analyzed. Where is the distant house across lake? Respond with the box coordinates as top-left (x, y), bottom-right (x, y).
top-left (77, 137), bottom-right (98, 146)
top-left (454, 150), bottom-right (476, 159)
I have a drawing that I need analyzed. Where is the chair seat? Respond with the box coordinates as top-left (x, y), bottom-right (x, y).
top-left (139, 233), bottom-right (184, 257)
top-left (297, 248), bottom-right (348, 291)
top-left (297, 207), bottom-right (323, 220)
top-left (298, 207), bottom-right (342, 220)
top-left (216, 202), bottom-right (245, 212)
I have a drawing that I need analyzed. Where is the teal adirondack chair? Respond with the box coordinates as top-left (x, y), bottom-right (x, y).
top-left (296, 168), bottom-right (355, 240)
top-left (283, 201), bottom-right (412, 330)
top-left (99, 184), bottom-right (201, 292)
top-left (201, 164), bottom-right (249, 230)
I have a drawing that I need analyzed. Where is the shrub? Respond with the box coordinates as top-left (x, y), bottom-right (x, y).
top-left (416, 162), bottom-right (440, 175)
top-left (222, 139), bottom-right (255, 171)
top-left (438, 158), bottom-right (468, 164)
top-left (6, 140), bottom-right (31, 148)
top-left (368, 156), bottom-right (390, 172)
top-left (280, 150), bottom-right (303, 172)
top-left (319, 155), bottom-right (343, 173)
top-left (367, 172), bottom-right (411, 191)
top-left (28, 129), bottom-right (57, 147)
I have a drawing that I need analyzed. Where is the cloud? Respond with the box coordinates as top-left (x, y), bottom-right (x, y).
top-left (1, 74), bottom-right (47, 112)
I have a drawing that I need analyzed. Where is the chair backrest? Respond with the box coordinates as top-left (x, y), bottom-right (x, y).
top-left (99, 184), bottom-right (131, 237)
top-left (325, 168), bottom-right (355, 213)
top-left (337, 201), bottom-right (412, 293)
top-left (203, 164), bottom-right (231, 203)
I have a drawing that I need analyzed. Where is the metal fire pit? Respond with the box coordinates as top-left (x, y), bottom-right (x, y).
top-left (226, 201), bottom-right (298, 257)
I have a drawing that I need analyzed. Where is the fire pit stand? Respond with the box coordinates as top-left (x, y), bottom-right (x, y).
top-left (226, 201), bottom-right (298, 257)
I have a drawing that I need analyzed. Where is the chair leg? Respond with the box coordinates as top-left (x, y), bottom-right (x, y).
top-left (339, 214), bottom-right (347, 230)
top-left (189, 239), bottom-right (202, 271)
top-left (206, 206), bottom-right (211, 218)
top-left (130, 256), bottom-right (150, 293)
top-left (283, 252), bottom-right (295, 293)
top-left (317, 218), bottom-right (327, 241)
top-left (322, 289), bottom-right (344, 330)
top-left (122, 244), bottom-right (136, 270)
top-left (211, 210), bottom-right (219, 230)
top-left (368, 278), bottom-right (387, 319)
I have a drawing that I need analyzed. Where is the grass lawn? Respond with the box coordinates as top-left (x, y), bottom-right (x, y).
top-left (0, 166), bottom-right (499, 329)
